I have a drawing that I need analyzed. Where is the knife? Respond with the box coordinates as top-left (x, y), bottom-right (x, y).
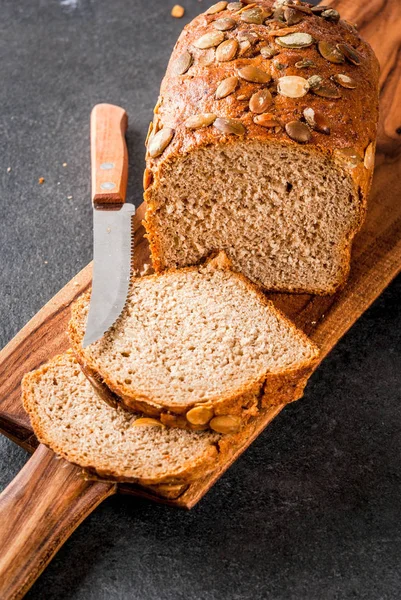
top-left (83, 103), bottom-right (135, 348)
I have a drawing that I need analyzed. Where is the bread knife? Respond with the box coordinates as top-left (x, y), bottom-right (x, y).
top-left (83, 104), bottom-right (135, 348)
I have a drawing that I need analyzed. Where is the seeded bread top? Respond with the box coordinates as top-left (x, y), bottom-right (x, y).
top-left (144, 0), bottom-right (379, 190)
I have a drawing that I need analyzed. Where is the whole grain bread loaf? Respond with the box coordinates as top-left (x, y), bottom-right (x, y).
top-left (22, 352), bottom-right (222, 485)
top-left (68, 253), bottom-right (319, 433)
top-left (143, 0), bottom-right (379, 294)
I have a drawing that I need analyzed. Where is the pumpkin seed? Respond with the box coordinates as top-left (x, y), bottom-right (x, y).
top-left (213, 17), bottom-right (237, 31)
top-left (249, 88), bottom-right (273, 113)
top-left (209, 415), bottom-right (241, 434)
top-left (337, 43), bottom-right (362, 65)
top-left (284, 6), bottom-right (304, 25)
top-left (132, 418), bottom-right (164, 427)
top-left (145, 121), bottom-right (153, 147)
top-left (318, 40), bottom-right (345, 64)
top-left (237, 30), bottom-right (259, 44)
top-left (216, 38), bottom-right (238, 61)
top-left (198, 47), bottom-right (215, 66)
top-left (276, 32), bottom-right (315, 48)
top-left (312, 83), bottom-right (341, 98)
top-left (215, 75), bottom-right (239, 99)
top-left (273, 6), bottom-right (285, 22)
top-left (148, 128), bottom-right (174, 158)
top-left (332, 73), bottom-right (356, 89)
top-left (260, 44), bottom-right (277, 58)
top-left (277, 75), bottom-right (309, 98)
top-left (303, 107), bottom-right (330, 134)
top-left (193, 30), bottom-right (225, 49)
top-left (172, 51), bottom-right (193, 75)
top-left (295, 58), bottom-right (316, 69)
top-left (364, 142), bottom-right (375, 170)
top-left (227, 2), bottom-right (243, 11)
top-left (321, 8), bottom-right (340, 23)
top-left (186, 405), bottom-right (214, 425)
top-left (334, 147), bottom-right (363, 168)
top-left (291, 4), bottom-right (313, 15)
top-left (184, 113), bottom-right (217, 129)
top-left (308, 74), bottom-right (323, 89)
top-left (206, 1), bottom-right (228, 14)
top-left (285, 120), bottom-right (311, 143)
top-left (269, 26), bottom-right (298, 37)
top-left (237, 93), bottom-right (250, 101)
top-left (311, 5), bottom-right (329, 15)
top-left (241, 7), bottom-right (265, 24)
top-left (253, 113), bottom-right (281, 128)
top-left (238, 65), bottom-right (271, 83)
top-left (214, 117), bottom-right (245, 135)
top-left (239, 40), bottom-right (252, 56)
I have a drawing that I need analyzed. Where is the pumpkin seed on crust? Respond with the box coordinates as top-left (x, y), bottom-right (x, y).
top-left (303, 107), bottom-right (330, 134)
top-left (253, 113), bottom-right (281, 128)
top-left (206, 1), bottom-right (228, 14)
top-left (238, 65), bottom-right (271, 83)
top-left (277, 75), bottom-right (309, 98)
top-left (260, 44), bottom-right (277, 58)
top-left (276, 32), bottom-right (315, 48)
top-left (214, 117), bottom-right (245, 135)
top-left (184, 113), bottom-right (217, 129)
top-left (295, 58), bottom-right (316, 69)
top-left (215, 75), bottom-right (239, 99)
top-left (249, 88), bottom-right (272, 113)
top-left (227, 2), bottom-right (243, 11)
top-left (364, 142), bottom-right (375, 169)
top-left (213, 17), bottom-right (237, 31)
top-left (335, 147), bottom-right (363, 168)
top-left (216, 38), bottom-right (238, 61)
top-left (318, 40), bottom-right (345, 64)
top-left (148, 128), bottom-right (175, 158)
top-left (285, 120), bottom-right (311, 143)
top-left (332, 73), bottom-right (356, 89)
top-left (312, 83), bottom-right (341, 98)
top-left (172, 51), bottom-right (193, 76)
top-left (337, 43), bottom-right (362, 65)
top-left (284, 6), bottom-right (304, 25)
top-left (321, 8), bottom-right (340, 22)
top-left (240, 7), bottom-right (266, 24)
top-left (193, 30), bottom-right (225, 49)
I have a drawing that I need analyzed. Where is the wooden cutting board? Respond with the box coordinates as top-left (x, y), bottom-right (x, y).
top-left (0, 1), bottom-right (400, 598)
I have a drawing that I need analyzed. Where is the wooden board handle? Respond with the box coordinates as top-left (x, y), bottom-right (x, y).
top-left (91, 103), bottom-right (128, 208)
top-left (0, 444), bottom-right (116, 600)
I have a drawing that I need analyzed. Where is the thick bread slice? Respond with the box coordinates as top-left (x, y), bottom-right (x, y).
top-left (69, 253), bottom-right (319, 433)
top-left (143, 0), bottom-right (380, 295)
top-left (21, 352), bottom-right (221, 485)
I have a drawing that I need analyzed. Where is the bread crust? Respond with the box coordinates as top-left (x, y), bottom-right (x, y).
top-left (68, 253), bottom-right (320, 433)
top-left (143, 0), bottom-right (380, 294)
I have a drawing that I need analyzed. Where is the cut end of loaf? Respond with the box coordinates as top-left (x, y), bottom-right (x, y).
top-left (21, 352), bottom-right (221, 485)
top-left (145, 140), bottom-right (363, 294)
top-left (69, 255), bottom-right (319, 422)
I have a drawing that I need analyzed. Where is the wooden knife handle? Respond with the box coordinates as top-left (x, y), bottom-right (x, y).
top-left (91, 103), bottom-right (128, 208)
top-left (0, 444), bottom-right (116, 600)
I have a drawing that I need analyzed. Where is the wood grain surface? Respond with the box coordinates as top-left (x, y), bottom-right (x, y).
top-left (0, 0), bottom-right (400, 597)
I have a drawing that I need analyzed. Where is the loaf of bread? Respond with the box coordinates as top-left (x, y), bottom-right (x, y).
top-left (68, 252), bottom-right (319, 433)
top-left (143, 0), bottom-right (379, 294)
top-left (21, 352), bottom-right (222, 485)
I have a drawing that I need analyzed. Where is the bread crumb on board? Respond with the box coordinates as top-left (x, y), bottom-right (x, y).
top-left (38, 177), bottom-right (45, 184)
top-left (171, 4), bottom-right (185, 18)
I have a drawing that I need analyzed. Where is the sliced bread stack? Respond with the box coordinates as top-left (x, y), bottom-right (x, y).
top-left (22, 253), bottom-right (319, 486)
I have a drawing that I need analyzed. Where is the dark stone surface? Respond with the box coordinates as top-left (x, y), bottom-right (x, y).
top-left (0, 1), bottom-right (400, 599)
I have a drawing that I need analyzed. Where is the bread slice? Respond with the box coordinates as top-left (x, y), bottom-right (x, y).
top-left (21, 352), bottom-right (221, 485)
top-left (143, 0), bottom-right (379, 295)
top-left (69, 253), bottom-right (319, 433)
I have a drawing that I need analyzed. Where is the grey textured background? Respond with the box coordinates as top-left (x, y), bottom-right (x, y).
top-left (1, 1), bottom-right (400, 599)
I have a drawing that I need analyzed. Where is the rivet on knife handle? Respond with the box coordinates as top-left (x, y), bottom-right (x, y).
top-left (91, 103), bottom-right (128, 208)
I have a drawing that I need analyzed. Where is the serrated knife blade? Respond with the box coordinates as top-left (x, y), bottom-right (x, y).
top-left (83, 103), bottom-right (134, 348)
